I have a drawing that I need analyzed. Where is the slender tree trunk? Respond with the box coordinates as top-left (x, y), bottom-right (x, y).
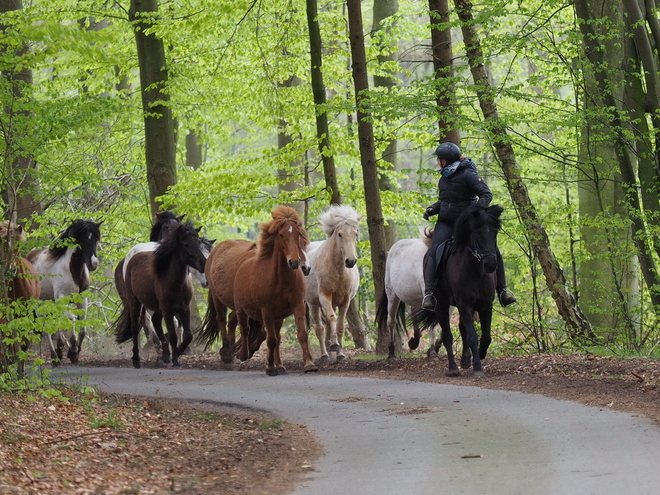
top-left (372, 0), bottom-right (399, 249)
top-left (307, 0), bottom-right (341, 205)
top-left (429, 0), bottom-right (460, 145)
top-left (346, 0), bottom-right (389, 353)
top-left (277, 77), bottom-right (305, 217)
top-left (454, 0), bottom-right (593, 338)
top-left (130, 0), bottom-right (177, 217)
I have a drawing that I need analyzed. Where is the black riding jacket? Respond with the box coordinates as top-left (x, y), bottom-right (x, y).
top-left (426, 158), bottom-right (492, 223)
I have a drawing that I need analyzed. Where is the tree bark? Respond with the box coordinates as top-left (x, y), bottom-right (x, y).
top-left (130, 0), bottom-right (177, 217)
top-left (307, 0), bottom-right (341, 205)
top-left (454, 0), bottom-right (593, 338)
top-left (346, 0), bottom-right (389, 353)
top-left (428, 0), bottom-right (460, 145)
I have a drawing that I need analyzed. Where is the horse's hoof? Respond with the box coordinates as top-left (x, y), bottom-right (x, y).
top-left (266, 368), bottom-right (279, 376)
top-left (172, 362), bottom-right (181, 368)
top-left (132, 359), bottom-right (141, 369)
top-left (317, 355), bottom-right (330, 365)
top-left (277, 366), bottom-right (287, 375)
top-left (408, 337), bottom-right (420, 350)
top-left (162, 355), bottom-right (171, 364)
top-left (222, 361), bottom-right (234, 371)
top-left (328, 344), bottom-right (341, 352)
top-left (336, 354), bottom-right (346, 362)
top-left (155, 358), bottom-right (168, 368)
top-left (51, 359), bottom-right (61, 368)
top-left (460, 359), bottom-right (471, 370)
top-left (304, 364), bottom-right (319, 373)
top-left (473, 370), bottom-right (485, 379)
top-left (446, 368), bottom-right (461, 377)
top-left (426, 350), bottom-right (438, 360)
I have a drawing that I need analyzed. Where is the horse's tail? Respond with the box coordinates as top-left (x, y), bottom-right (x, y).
top-left (375, 291), bottom-right (407, 337)
top-left (197, 292), bottom-right (220, 350)
top-left (113, 304), bottom-right (133, 344)
top-left (410, 307), bottom-right (439, 333)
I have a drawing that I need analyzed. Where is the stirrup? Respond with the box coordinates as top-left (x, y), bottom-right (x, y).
top-left (421, 294), bottom-right (437, 311)
top-left (499, 288), bottom-right (517, 308)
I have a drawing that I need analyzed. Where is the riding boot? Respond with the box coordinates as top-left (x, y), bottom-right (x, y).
top-left (421, 257), bottom-right (438, 311)
top-left (496, 251), bottom-right (517, 307)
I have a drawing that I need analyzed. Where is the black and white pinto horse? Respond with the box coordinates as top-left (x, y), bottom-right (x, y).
top-left (28, 219), bottom-right (102, 364)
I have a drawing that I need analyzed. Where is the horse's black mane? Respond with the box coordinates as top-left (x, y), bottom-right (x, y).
top-left (48, 219), bottom-right (101, 260)
top-left (452, 204), bottom-right (502, 248)
top-left (150, 210), bottom-right (181, 242)
top-left (153, 221), bottom-right (199, 275)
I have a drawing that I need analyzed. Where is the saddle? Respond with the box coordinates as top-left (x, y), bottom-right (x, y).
top-left (433, 239), bottom-right (453, 281)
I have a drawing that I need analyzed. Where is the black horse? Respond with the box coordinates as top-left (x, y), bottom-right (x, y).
top-left (413, 204), bottom-right (503, 378)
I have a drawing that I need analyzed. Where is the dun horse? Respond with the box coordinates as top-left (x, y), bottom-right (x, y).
top-left (305, 204), bottom-right (361, 362)
top-left (28, 219), bottom-right (102, 364)
top-left (412, 204), bottom-right (503, 377)
top-left (199, 206), bottom-right (317, 375)
top-left (114, 221), bottom-right (206, 368)
top-left (375, 233), bottom-right (440, 359)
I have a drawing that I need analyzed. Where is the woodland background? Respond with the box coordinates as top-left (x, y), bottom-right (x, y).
top-left (1, 0), bottom-right (660, 379)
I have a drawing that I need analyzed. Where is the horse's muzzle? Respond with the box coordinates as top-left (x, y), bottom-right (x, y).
top-left (288, 259), bottom-right (300, 270)
top-left (88, 256), bottom-right (99, 271)
top-left (483, 254), bottom-right (498, 274)
top-left (345, 258), bottom-right (357, 269)
top-left (301, 264), bottom-right (311, 276)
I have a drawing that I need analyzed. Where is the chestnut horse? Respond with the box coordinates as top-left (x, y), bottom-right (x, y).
top-left (114, 221), bottom-right (206, 368)
top-left (27, 219), bottom-right (102, 364)
top-left (199, 206), bottom-right (317, 376)
top-left (305, 204), bottom-right (361, 363)
top-left (0, 221), bottom-right (40, 304)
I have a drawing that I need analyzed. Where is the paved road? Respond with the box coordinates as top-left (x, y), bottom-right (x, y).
top-left (55, 367), bottom-right (660, 495)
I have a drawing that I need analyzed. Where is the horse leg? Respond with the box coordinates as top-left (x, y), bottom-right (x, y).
top-left (127, 297), bottom-right (142, 369)
top-left (141, 309), bottom-right (162, 354)
top-left (437, 304), bottom-right (459, 376)
top-left (458, 318), bottom-right (472, 369)
top-left (271, 319), bottom-right (286, 375)
top-left (426, 322), bottom-right (439, 360)
top-left (151, 312), bottom-right (169, 367)
top-left (44, 332), bottom-right (60, 365)
top-left (67, 297), bottom-right (88, 364)
top-left (163, 313), bottom-right (181, 367)
top-left (261, 314), bottom-right (279, 376)
top-left (294, 305), bottom-right (318, 373)
top-left (236, 310), bottom-right (251, 363)
top-left (457, 306), bottom-right (483, 377)
top-left (319, 293), bottom-right (340, 354)
top-left (310, 305), bottom-right (329, 364)
top-left (175, 308), bottom-right (193, 362)
top-left (217, 303), bottom-right (234, 367)
top-left (478, 306), bottom-right (493, 360)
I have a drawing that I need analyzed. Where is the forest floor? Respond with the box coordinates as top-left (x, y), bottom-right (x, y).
top-left (2, 344), bottom-right (660, 494)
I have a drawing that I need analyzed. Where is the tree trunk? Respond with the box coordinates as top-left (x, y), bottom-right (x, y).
top-left (372, 0), bottom-right (399, 249)
top-left (428, 0), bottom-right (460, 145)
top-left (346, 0), bottom-right (389, 353)
top-left (574, 0), bottom-right (660, 314)
top-left (130, 0), bottom-right (177, 217)
top-left (454, 0), bottom-right (593, 338)
top-left (307, 0), bottom-right (341, 205)
top-left (277, 77), bottom-right (305, 217)
top-left (186, 130), bottom-right (203, 170)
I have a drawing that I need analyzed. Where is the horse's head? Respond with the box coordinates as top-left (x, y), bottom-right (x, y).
top-left (0, 221), bottom-right (26, 253)
top-left (321, 205), bottom-right (362, 269)
top-left (63, 219), bottom-right (102, 271)
top-left (454, 204), bottom-right (503, 274)
top-left (151, 210), bottom-right (184, 242)
top-left (193, 237), bottom-right (216, 287)
top-left (261, 206), bottom-right (310, 271)
top-left (177, 222), bottom-right (207, 274)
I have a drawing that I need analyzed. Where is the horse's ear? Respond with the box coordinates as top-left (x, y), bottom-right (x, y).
top-left (209, 239), bottom-right (217, 245)
top-left (96, 219), bottom-right (104, 227)
top-left (178, 214), bottom-right (186, 222)
top-left (357, 215), bottom-right (364, 222)
top-left (196, 226), bottom-right (202, 234)
top-left (489, 204), bottom-right (504, 217)
top-left (17, 225), bottom-right (23, 234)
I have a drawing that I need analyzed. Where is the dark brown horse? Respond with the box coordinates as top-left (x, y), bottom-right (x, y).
top-left (114, 221), bottom-right (206, 368)
top-left (199, 206), bottom-right (317, 376)
top-left (413, 204), bottom-right (503, 378)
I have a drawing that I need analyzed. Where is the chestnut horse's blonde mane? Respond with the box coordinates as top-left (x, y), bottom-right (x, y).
top-left (258, 205), bottom-right (309, 260)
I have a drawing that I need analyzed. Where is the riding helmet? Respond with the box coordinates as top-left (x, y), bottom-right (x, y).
top-left (432, 142), bottom-right (461, 163)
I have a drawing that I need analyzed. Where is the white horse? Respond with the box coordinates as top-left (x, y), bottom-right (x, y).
top-left (305, 204), bottom-right (362, 362)
top-left (375, 232), bottom-right (440, 359)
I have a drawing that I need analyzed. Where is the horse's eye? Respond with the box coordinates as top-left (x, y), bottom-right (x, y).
top-left (338, 233), bottom-right (342, 237)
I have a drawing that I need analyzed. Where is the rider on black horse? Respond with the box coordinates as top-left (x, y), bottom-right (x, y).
top-left (421, 142), bottom-right (517, 311)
